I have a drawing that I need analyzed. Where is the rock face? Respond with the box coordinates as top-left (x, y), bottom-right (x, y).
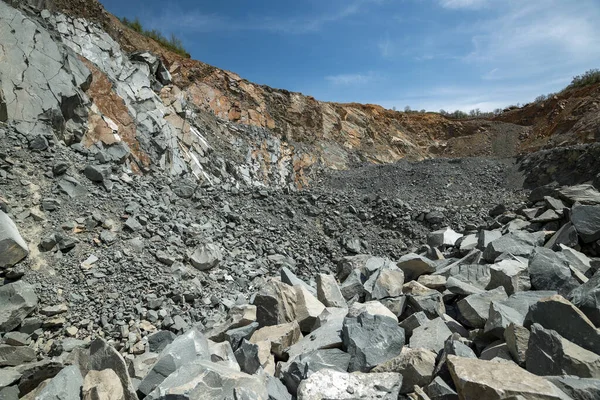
top-left (0, 211), bottom-right (29, 268)
top-left (447, 356), bottom-right (569, 400)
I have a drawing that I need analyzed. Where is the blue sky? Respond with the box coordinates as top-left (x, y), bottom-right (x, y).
top-left (103, 0), bottom-right (600, 112)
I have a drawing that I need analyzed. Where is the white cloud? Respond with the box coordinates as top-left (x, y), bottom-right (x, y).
top-left (326, 72), bottom-right (378, 85)
top-left (438, 0), bottom-right (489, 9)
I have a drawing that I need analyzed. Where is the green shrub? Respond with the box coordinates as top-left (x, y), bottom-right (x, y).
top-left (568, 69), bottom-right (600, 89)
top-left (120, 16), bottom-right (190, 58)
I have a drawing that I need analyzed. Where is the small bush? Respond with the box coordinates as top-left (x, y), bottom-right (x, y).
top-left (568, 69), bottom-right (600, 89)
top-left (120, 16), bottom-right (190, 58)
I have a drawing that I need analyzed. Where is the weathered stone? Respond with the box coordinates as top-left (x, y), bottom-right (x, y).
top-left (283, 316), bottom-right (344, 362)
top-left (281, 267), bottom-right (316, 296)
top-left (0, 367), bottom-right (21, 389)
top-left (16, 360), bottom-right (63, 396)
top-left (294, 285), bottom-right (325, 333)
top-left (373, 347), bottom-right (437, 394)
top-left (525, 295), bottom-right (600, 355)
top-left (189, 243), bottom-right (222, 271)
top-left (487, 259), bottom-right (530, 295)
top-left (57, 177), bottom-right (87, 198)
top-left (145, 360), bottom-right (268, 400)
top-left (250, 321), bottom-right (302, 358)
top-left (83, 164), bottom-right (111, 182)
top-left (527, 323), bottom-right (600, 378)
top-left (418, 274), bottom-right (447, 290)
top-left (82, 369), bottom-right (125, 400)
top-left (558, 185), bottom-right (600, 205)
top-left (148, 330), bottom-right (176, 353)
top-left (296, 368), bottom-right (402, 400)
top-left (0, 345), bottom-right (35, 367)
top-left (457, 287), bottom-right (508, 329)
top-left (339, 269), bottom-right (364, 301)
top-left (316, 274), bottom-right (346, 308)
top-left (399, 311), bottom-right (429, 338)
top-left (479, 341), bottom-right (512, 361)
top-left (234, 339), bottom-right (261, 374)
top-left (483, 231), bottom-right (544, 262)
top-left (529, 247), bottom-right (580, 296)
top-left (253, 279), bottom-right (298, 327)
top-left (0, 210), bottom-right (29, 268)
top-left (447, 356), bottom-right (568, 400)
top-left (428, 227), bottom-right (463, 248)
top-left (364, 268), bottom-right (405, 300)
top-left (380, 296), bottom-right (407, 318)
top-left (459, 234), bottom-right (478, 253)
top-left (208, 340), bottom-right (239, 371)
top-left (409, 318), bottom-right (453, 354)
top-left (87, 339), bottom-right (137, 400)
top-left (572, 204), bottom-right (600, 243)
top-left (0, 281), bottom-right (38, 332)
top-left (342, 312), bottom-right (404, 372)
top-left (570, 271), bottom-right (600, 326)
top-left (546, 376), bottom-right (600, 400)
top-left (224, 322), bottom-right (259, 351)
top-left (504, 323), bottom-right (530, 366)
top-left (484, 300), bottom-right (527, 338)
top-left (477, 230), bottom-right (503, 251)
top-left (445, 277), bottom-right (484, 295)
top-left (348, 300), bottom-right (398, 321)
top-left (397, 253), bottom-right (437, 281)
top-left (35, 365), bottom-right (83, 400)
top-left (280, 349), bottom-right (351, 395)
top-left (424, 376), bottom-right (458, 400)
top-left (545, 222), bottom-right (579, 250)
top-left (138, 328), bottom-right (210, 396)
top-left (560, 244), bottom-right (593, 276)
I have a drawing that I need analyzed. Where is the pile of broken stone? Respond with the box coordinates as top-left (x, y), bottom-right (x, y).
top-left (2, 183), bottom-right (600, 399)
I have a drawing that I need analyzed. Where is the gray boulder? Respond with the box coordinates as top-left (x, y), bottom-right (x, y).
top-left (234, 339), bottom-right (261, 374)
top-left (83, 164), bottom-right (111, 182)
top-left (545, 222), bottom-right (579, 250)
top-left (483, 230), bottom-right (544, 262)
top-left (424, 376), bottom-right (458, 400)
top-left (138, 328), bottom-right (211, 396)
top-left (253, 279), bottom-right (298, 327)
top-left (0, 281), bottom-right (38, 332)
top-left (397, 253), bottom-right (436, 281)
top-left (527, 323), bottom-right (600, 378)
top-left (0, 345), bottom-right (35, 366)
top-left (280, 349), bottom-right (351, 395)
top-left (35, 365), bottom-right (83, 400)
top-left (487, 259), bottom-right (530, 295)
top-left (529, 247), bottom-right (580, 296)
top-left (572, 204), bottom-right (600, 243)
top-left (342, 312), bottom-right (405, 372)
top-left (0, 211), bottom-right (29, 268)
top-left (189, 243), bottom-right (223, 271)
top-left (428, 227), bottom-right (463, 248)
top-left (409, 318), bottom-right (453, 354)
top-left (546, 376), bottom-right (600, 400)
top-left (372, 347), bottom-right (437, 394)
top-left (363, 268), bottom-right (405, 300)
top-left (457, 287), bottom-right (508, 328)
top-left (571, 271), bottom-right (600, 326)
top-left (316, 274), bottom-right (346, 308)
top-left (145, 360), bottom-right (268, 400)
top-left (504, 323), bottom-right (530, 366)
top-left (559, 185), bottom-right (600, 205)
top-left (87, 339), bottom-right (138, 400)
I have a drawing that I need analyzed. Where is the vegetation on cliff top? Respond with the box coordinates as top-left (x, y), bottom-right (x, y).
top-left (120, 16), bottom-right (190, 58)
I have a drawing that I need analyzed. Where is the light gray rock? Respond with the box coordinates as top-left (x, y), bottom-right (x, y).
top-left (35, 365), bottom-right (83, 400)
top-left (372, 347), bottom-right (437, 394)
top-left (294, 285), bottom-right (326, 333)
top-left (529, 247), bottom-right (580, 296)
top-left (477, 230), bottom-right (502, 251)
top-left (316, 274), bottom-right (346, 308)
top-left (87, 338), bottom-right (137, 400)
top-left (189, 243), bottom-right (223, 271)
top-left (138, 328), bottom-right (211, 396)
top-left (0, 281), bottom-right (38, 332)
top-left (483, 231), bottom-right (544, 262)
top-left (296, 368), bottom-right (402, 400)
top-left (0, 367), bottom-right (21, 389)
top-left (342, 313), bottom-right (404, 372)
top-left (504, 323), bottom-right (530, 366)
top-left (428, 227), bottom-right (463, 248)
top-left (459, 234), bottom-right (478, 253)
top-left (559, 185), bottom-right (600, 205)
top-left (571, 272), bottom-right (600, 326)
top-left (560, 245), bottom-right (593, 277)
top-left (487, 259), bottom-right (530, 295)
top-left (409, 318), bottom-right (453, 354)
top-left (527, 323), bottom-right (600, 378)
top-left (0, 211), bottom-right (29, 268)
top-left (145, 360), bottom-right (268, 400)
top-left (283, 316), bottom-right (344, 362)
top-left (457, 287), bottom-right (508, 329)
top-left (364, 268), bottom-right (405, 301)
top-left (397, 253), bottom-right (437, 281)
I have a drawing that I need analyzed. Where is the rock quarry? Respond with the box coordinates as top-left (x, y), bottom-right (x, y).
top-left (1, 0), bottom-right (600, 399)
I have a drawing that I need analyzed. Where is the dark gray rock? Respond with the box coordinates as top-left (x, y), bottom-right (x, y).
top-left (233, 339), bottom-right (261, 374)
top-left (504, 323), bottom-right (530, 366)
top-left (83, 164), bottom-right (110, 182)
top-left (342, 312), bottom-right (405, 372)
top-left (0, 345), bottom-right (35, 367)
top-left (529, 247), bottom-right (580, 296)
top-left (316, 274), bottom-right (346, 308)
top-left (0, 211), bottom-right (29, 268)
top-left (487, 259), bottom-right (530, 295)
top-left (424, 376), bottom-right (458, 400)
top-left (0, 281), bottom-right (38, 332)
top-left (225, 322), bottom-right (259, 352)
top-left (409, 317), bottom-right (453, 354)
top-left (546, 376), bottom-right (600, 400)
top-left (545, 222), bottom-right (579, 250)
top-left (148, 330), bottom-right (176, 353)
top-left (527, 323), bottom-right (600, 378)
top-left (57, 177), bottom-right (87, 198)
top-left (34, 365), bottom-right (82, 400)
top-left (525, 295), bottom-right (600, 355)
top-left (571, 271), bottom-right (600, 326)
top-left (457, 286), bottom-right (508, 329)
top-left (267, 375), bottom-right (292, 400)
top-left (280, 348), bottom-right (351, 395)
top-left (483, 230), bottom-right (544, 262)
top-left (572, 204), bottom-right (600, 243)
top-left (399, 311), bottom-right (429, 337)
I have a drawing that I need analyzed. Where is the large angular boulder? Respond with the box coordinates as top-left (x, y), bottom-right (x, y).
top-left (457, 287), bottom-right (508, 329)
top-left (504, 323), bottom-right (530, 366)
top-left (559, 185), bottom-right (600, 205)
top-left (87, 339), bottom-right (137, 400)
top-left (0, 345), bottom-right (36, 366)
top-left (250, 321), bottom-right (302, 358)
top-left (145, 360), bottom-right (268, 400)
top-left (483, 230), bottom-right (544, 262)
top-left (253, 279), bottom-right (298, 327)
top-left (572, 204), bottom-right (600, 243)
top-left (189, 243), bottom-right (222, 271)
top-left (82, 369), bottom-right (125, 400)
top-left (487, 259), bottom-right (530, 295)
top-left (363, 268), bottom-right (405, 300)
top-left (372, 347), bottom-right (437, 394)
top-left (296, 368), bottom-right (402, 400)
top-left (571, 272), bottom-right (600, 326)
top-left (137, 328), bottom-right (211, 396)
top-left (283, 313), bottom-right (345, 361)
top-left (35, 365), bottom-right (83, 400)
top-left (397, 253), bottom-right (436, 281)
top-left (428, 227), bottom-right (463, 248)
top-left (525, 295), bottom-right (600, 355)
top-left (528, 247), bottom-right (580, 296)
top-left (316, 274), bottom-right (346, 308)
top-left (546, 376), bottom-right (600, 400)
top-left (280, 349), bottom-right (351, 395)
top-left (0, 211), bottom-right (29, 268)
top-left (447, 356), bottom-right (569, 400)
top-left (342, 312), bottom-right (405, 372)
top-left (294, 285), bottom-right (326, 332)
top-left (0, 281), bottom-right (38, 332)
top-left (408, 318), bottom-right (453, 354)
top-left (527, 323), bottom-right (600, 378)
